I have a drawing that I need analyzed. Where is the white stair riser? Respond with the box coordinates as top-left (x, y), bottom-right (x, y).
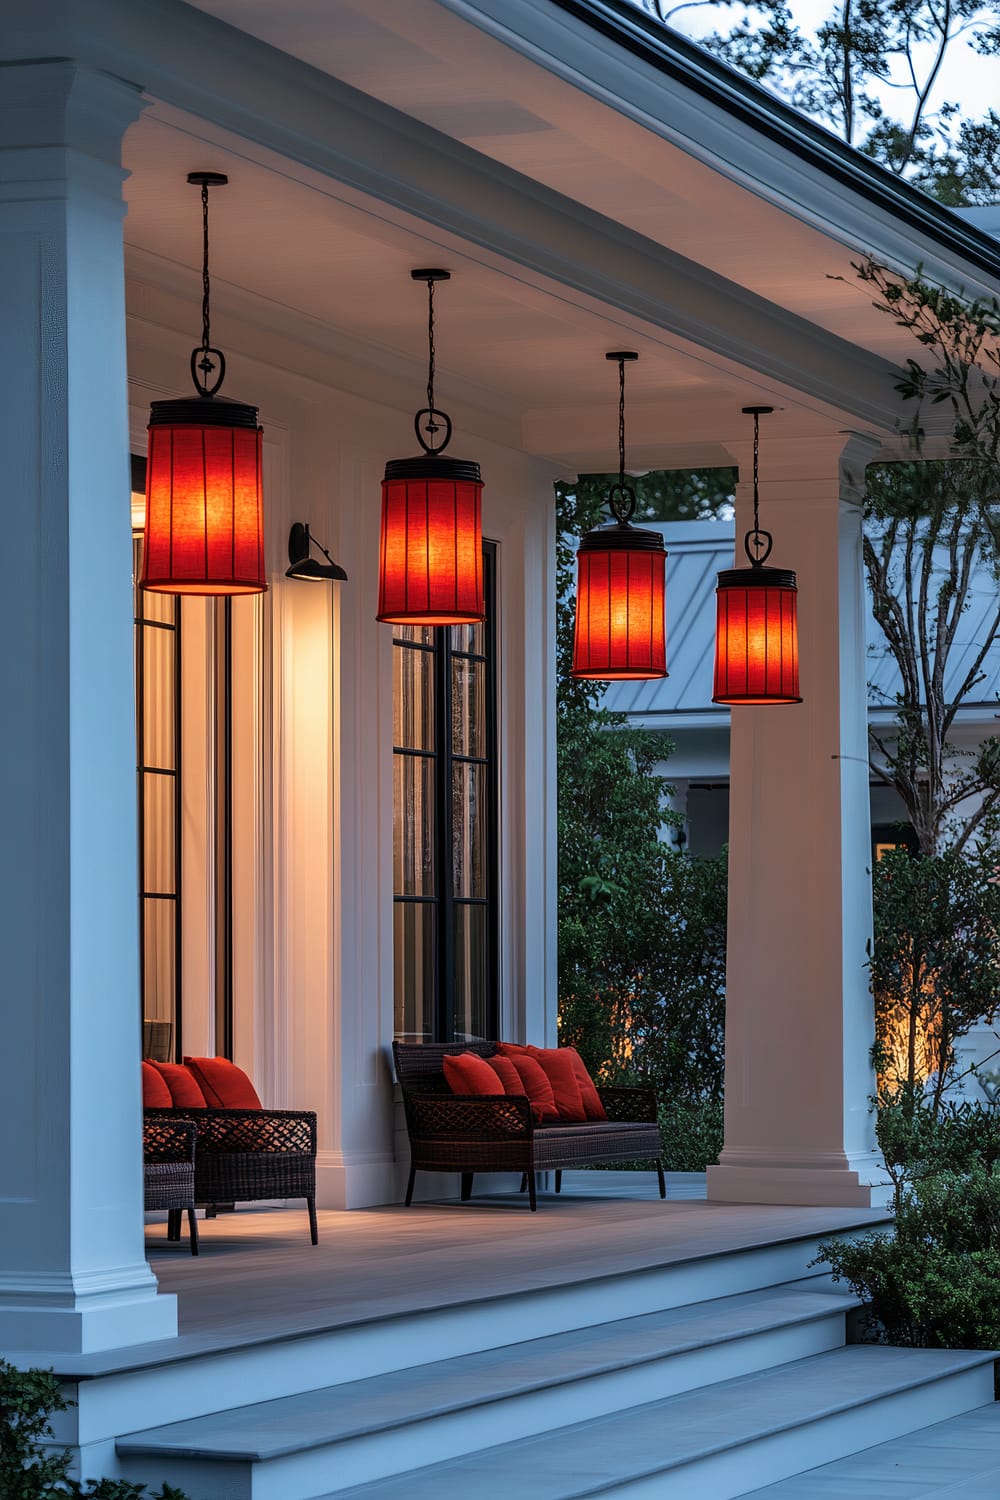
top-left (587, 1364), bottom-right (997, 1500)
top-left (115, 1312), bottom-right (850, 1500)
top-left (71, 1242), bottom-right (840, 1445)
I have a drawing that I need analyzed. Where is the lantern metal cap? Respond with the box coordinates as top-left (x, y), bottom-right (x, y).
top-left (148, 394), bottom-right (260, 430)
top-left (286, 522), bottom-right (347, 583)
top-left (577, 520), bottom-right (667, 555)
top-left (717, 563), bottom-right (797, 591)
top-left (383, 455), bottom-right (482, 484)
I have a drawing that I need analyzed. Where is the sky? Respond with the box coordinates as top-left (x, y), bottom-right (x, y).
top-left (663, 0), bottom-right (1000, 124)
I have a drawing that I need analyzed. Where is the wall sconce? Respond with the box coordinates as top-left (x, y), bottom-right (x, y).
top-left (286, 522), bottom-right (347, 583)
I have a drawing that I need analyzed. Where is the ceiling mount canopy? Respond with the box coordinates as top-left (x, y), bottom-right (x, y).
top-left (141, 171), bottom-right (267, 597)
top-left (571, 351), bottom-right (668, 681)
top-left (713, 406), bottom-right (801, 706)
top-left (377, 269), bottom-right (485, 627)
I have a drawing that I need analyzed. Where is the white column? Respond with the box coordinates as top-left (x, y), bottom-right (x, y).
top-left (707, 433), bottom-right (891, 1208)
top-left (0, 62), bottom-right (177, 1351)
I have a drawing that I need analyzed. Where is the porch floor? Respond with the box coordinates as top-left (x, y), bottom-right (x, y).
top-left (45, 1171), bottom-right (890, 1380)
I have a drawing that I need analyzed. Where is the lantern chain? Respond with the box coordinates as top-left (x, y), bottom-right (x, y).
top-left (410, 270), bottom-right (453, 455)
top-left (742, 404), bottom-right (775, 568)
top-left (186, 171), bottom-right (228, 400)
top-left (606, 351), bottom-right (638, 526)
top-left (425, 276), bottom-right (438, 438)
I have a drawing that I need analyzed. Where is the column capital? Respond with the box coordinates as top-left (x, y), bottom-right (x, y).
top-left (721, 425), bottom-right (883, 490)
top-left (0, 60), bottom-right (144, 177)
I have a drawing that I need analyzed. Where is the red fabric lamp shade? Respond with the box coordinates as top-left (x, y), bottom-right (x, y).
top-left (142, 397), bottom-right (266, 595)
top-left (571, 522), bottom-right (667, 680)
top-left (713, 564), bottom-right (801, 705)
top-left (377, 457), bottom-right (484, 625)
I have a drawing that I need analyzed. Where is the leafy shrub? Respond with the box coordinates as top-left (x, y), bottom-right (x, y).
top-left (656, 1094), bottom-right (724, 1174)
top-left (817, 1095), bottom-right (1000, 1350)
top-left (0, 1361), bottom-right (189, 1499)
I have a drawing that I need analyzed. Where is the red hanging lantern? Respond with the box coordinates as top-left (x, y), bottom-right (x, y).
top-left (141, 172), bottom-right (266, 597)
top-left (712, 406), bottom-right (801, 705)
top-left (377, 270), bottom-right (484, 626)
top-left (571, 353), bottom-right (667, 681)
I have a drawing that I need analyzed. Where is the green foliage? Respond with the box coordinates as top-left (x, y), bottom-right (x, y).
top-left (818, 1095), bottom-right (1000, 1348)
top-left (0, 1361), bottom-right (189, 1500)
top-left (655, 1094), bottom-right (725, 1174)
top-left (870, 847), bottom-right (1000, 1106)
top-left (555, 469), bottom-right (730, 1146)
top-left (856, 261), bottom-right (1000, 857)
top-left (655, 0), bottom-right (1000, 203)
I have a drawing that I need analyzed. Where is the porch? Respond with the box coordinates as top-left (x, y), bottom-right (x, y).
top-left (36, 1181), bottom-right (1000, 1500)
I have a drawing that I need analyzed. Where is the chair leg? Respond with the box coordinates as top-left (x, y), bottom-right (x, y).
top-left (656, 1159), bottom-right (667, 1199)
top-left (519, 1173), bottom-right (528, 1193)
top-left (528, 1172), bottom-right (537, 1211)
top-left (307, 1196), bottom-right (319, 1246)
top-left (187, 1207), bottom-right (200, 1256)
top-left (167, 1208), bottom-right (181, 1242)
top-left (405, 1166), bottom-right (417, 1207)
top-left (460, 1172), bottom-right (474, 1202)
top-left (554, 1170), bottom-right (562, 1194)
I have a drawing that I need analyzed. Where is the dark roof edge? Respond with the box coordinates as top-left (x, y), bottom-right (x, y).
top-left (548, 0), bottom-right (1000, 283)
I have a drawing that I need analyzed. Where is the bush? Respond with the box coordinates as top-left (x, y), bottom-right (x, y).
top-left (657, 1094), bottom-right (724, 1174)
top-left (0, 1361), bottom-right (189, 1499)
top-left (817, 1096), bottom-right (1000, 1349)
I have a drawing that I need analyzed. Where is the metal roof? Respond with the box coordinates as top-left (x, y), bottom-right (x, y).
top-left (602, 521), bottom-right (1000, 727)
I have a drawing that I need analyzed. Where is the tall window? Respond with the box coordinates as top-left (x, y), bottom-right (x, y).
top-left (133, 520), bottom-right (182, 1063)
top-left (393, 545), bottom-right (498, 1042)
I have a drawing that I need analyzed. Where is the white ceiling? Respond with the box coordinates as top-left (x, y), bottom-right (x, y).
top-left (118, 0), bottom-right (974, 467)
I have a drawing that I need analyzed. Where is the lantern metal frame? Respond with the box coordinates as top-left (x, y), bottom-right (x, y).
top-left (141, 171), bottom-right (267, 596)
top-left (712, 405), bottom-right (802, 705)
top-left (570, 351), bottom-right (668, 681)
top-left (376, 269), bottom-right (485, 626)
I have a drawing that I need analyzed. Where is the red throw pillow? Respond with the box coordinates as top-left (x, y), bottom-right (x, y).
top-left (505, 1054), bottom-right (559, 1122)
top-left (442, 1052), bottom-right (507, 1096)
top-left (141, 1060), bottom-right (172, 1109)
top-left (486, 1055), bottom-right (524, 1094)
top-left (561, 1046), bottom-right (608, 1122)
top-left (527, 1047), bottom-right (586, 1121)
top-left (184, 1056), bottom-right (262, 1110)
top-left (150, 1061), bottom-right (207, 1108)
top-left (496, 1040), bottom-right (529, 1056)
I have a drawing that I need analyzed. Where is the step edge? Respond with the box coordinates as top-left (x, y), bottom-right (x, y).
top-left (115, 1302), bottom-right (857, 1459)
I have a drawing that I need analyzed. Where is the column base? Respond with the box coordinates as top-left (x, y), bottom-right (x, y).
top-left (707, 1155), bottom-right (893, 1208)
top-left (0, 1264), bottom-right (177, 1356)
top-left (315, 1149), bottom-right (398, 1209)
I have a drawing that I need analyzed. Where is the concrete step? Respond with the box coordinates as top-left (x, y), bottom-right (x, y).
top-left (742, 1399), bottom-right (1000, 1497)
top-left (324, 1346), bottom-right (996, 1500)
top-left (114, 1283), bottom-right (858, 1499)
top-left (65, 1224), bottom-right (869, 1462)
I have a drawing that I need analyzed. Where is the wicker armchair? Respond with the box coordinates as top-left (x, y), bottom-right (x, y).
top-left (143, 1116), bottom-right (199, 1254)
top-left (143, 1106), bottom-right (318, 1244)
top-left (393, 1041), bottom-right (665, 1210)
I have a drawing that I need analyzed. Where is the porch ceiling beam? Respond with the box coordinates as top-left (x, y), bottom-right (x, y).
top-left (11, 0), bottom-right (903, 432)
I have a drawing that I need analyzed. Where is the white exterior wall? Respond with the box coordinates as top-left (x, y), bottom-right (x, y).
top-left (126, 301), bottom-right (559, 1209)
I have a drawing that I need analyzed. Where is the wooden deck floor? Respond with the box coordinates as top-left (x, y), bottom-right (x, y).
top-left (138, 1173), bottom-right (889, 1355)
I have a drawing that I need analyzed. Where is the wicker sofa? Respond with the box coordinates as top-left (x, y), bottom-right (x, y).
top-left (393, 1041), bottom-right (665, 1210)
top-left (143, 1104), bottom-right (319, 1243)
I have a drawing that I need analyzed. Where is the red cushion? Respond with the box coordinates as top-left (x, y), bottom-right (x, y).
top-left (486, 1055), bottom-right (524, 1094)
top-left (527, 1047), bottom-right (587, 1121)
top-left (442, 1052), bottom-right (507, 1096)
top-left (496, 1040), bottom-right (529, 1056)
top-left (150, 1061), bottom-right (207, 1108)
top-left (505, 1054), bottom-right (559, 1122)
top-left (141, 1060), bottom-right (172, 1109)
top-left (561, 1047), bottom-right (608, 1122)
top-left (184, 1056), bottom-right (262, 1110)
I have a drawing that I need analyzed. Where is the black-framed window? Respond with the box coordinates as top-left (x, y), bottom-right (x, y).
top-left (133, 518), bottom-right (183, 1064)
top-left (392, 544), bottom-right (498, 1043)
